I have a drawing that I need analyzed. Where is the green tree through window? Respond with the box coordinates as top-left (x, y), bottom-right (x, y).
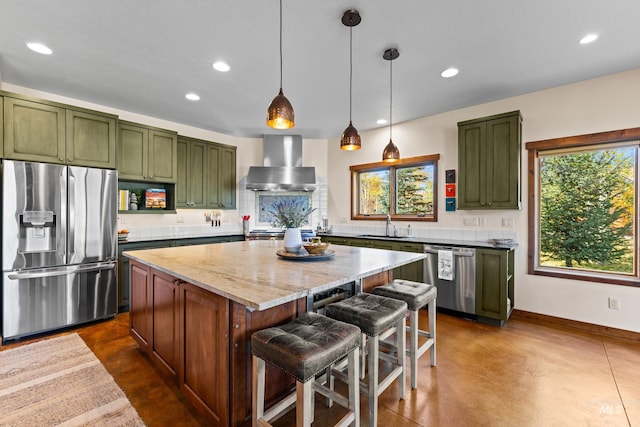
top-left (539, 148), bottom-right (634, 272)
top-left (350, 154), bottom-right (439, 221)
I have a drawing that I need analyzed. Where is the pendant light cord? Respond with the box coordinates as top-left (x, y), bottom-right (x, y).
top-left (389, 56), bottom-right (393, 141)
top-left (279, 0), bottom-right (283, 90)
top-left (349, 26), bottom-right (353, 122)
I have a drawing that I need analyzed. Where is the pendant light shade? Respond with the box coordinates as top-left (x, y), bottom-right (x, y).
top-left (382, 48), bottom-right (400, 162)
top-left (267, 0), bottom-right (295, 129)
top-left (267, 89), bottom-right (295, 129)
top-left (382, 139), bottom-right (400, 161)
top-left (340, 10), bottom-right (361, 151)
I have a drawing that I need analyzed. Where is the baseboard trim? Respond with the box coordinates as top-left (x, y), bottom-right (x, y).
top-left (511, 309), bottom-right (640, 342)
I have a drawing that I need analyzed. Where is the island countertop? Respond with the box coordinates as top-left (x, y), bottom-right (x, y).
top-left (124, 239), bottom-right (425, 311)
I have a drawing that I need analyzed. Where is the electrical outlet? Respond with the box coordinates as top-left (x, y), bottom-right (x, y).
top-left (177, 216), bottom-right (184, 223)
top-left (502, 218), bottom-right (514, 228)
top-left (478, 217), bottom-right (487, 226)
top-left (463, 216), bottom-right (478, 226)
top-left (608, 297), bottom-right (620, 310)
top-left (120, 216), bottom-right (126, 224)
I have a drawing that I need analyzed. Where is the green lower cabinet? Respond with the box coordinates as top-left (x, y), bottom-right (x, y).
top-left (392, 241), bottom-right (424, 283)
top-left (476, 248), bottom-right (514, 326)
top-left (321, 236), bottom-right (352, 246)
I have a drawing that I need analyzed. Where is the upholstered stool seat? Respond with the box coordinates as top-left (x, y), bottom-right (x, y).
top-left (251, 312), bottom-right (361, 427)
top-left (326, 293), bottom-right (407, 427)
top-left (373, 279), bottom-right (437, 389)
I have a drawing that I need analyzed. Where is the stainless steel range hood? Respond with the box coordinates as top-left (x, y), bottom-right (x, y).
top-left (246, 135), bottom-right (316, 191)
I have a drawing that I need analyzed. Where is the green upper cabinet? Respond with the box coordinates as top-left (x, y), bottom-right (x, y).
top-left (209, 144), bottom-right (237, 209)
top-left (0, 97), bottom-right (3, 158)
top-left (118, 121), bottom-right (177, 182)
top-left (66, 110), bottom-right (116, 168)
top-left (2, 93), bottom-right (116, 167)
top-left (458, 110), bottom-right (522, 209)
top-left (176, 136), bottom-right (236, 209)
top-left (176, 136), bottom-right (207, 208)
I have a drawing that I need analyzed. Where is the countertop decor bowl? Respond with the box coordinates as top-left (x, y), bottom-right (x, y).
top-left (302, 241), bottom-right (330, 255)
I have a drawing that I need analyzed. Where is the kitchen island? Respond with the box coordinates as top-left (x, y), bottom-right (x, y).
top-left (124, 240), bottom-right (425, 426)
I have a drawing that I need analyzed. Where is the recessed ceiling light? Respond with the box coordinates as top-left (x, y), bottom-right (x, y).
top-left (212, 61), bottom-right (230, 72)
top-left (441, 67), bottom-right (459, 78)
top-left (579, 34), bottom-right (598, 44)
top-left (377, 119), bottom-right (387, 125)
top-left (185, 93), bottom-right (200, 101)
top-left (26, 42), bottom-right (52, 55)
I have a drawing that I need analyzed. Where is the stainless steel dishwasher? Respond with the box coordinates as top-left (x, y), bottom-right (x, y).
top-left (423, 244), bottom-right (476, 316)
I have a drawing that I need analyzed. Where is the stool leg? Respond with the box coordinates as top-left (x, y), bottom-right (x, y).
top-left (360, 334), bottom-right (367, 380)
top-left (429, 299), bottom-right (437, 366)
top-left (348, 347), bottom-right (361, 427)
top-left (396, 317), bottom-right (406, 400)
top-left (252, 356), bottom-right (266, 427)
top-left (368, 334), bottom-right (379, 427)
top-left (296, 380), bottom-right (313, 427)
top-left (409, 309), bottom-right (418, 389)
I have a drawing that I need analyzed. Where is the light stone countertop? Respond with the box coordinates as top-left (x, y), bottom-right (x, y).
top-left (124, 240), bottom-right (426, 311)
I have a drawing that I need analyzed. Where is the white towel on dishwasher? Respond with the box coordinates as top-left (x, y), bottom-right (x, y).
top-left (438, 250), bottom-right (454, 281)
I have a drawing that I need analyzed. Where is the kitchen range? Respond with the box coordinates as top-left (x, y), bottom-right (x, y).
top-left (2, 160), bottom-right (118, 342)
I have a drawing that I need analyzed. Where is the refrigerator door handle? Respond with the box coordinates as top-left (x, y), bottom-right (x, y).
top-left (7, 262), bottom-right (116, 280)
top-left (68, 169), bottom-right (76, 258)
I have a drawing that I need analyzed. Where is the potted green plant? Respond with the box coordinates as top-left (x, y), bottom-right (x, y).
top-left (269, 199), bottom-right (316, 253)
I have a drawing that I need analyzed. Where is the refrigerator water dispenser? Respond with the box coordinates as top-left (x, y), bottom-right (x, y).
top-left (20, 210), bottom-right (56, 253)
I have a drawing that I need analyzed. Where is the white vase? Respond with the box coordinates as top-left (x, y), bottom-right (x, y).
top-left (284, 228), bottom-right (302, 253)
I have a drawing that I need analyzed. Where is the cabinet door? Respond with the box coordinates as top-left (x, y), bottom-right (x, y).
top-left (130, 261), bottom-right (152, 352)
top-left (188, 140), bottom-right (207, 208)
top-left (179, 282), bottom-right (230, 426)
top-left (486, 114), bottom-right (521, 208)
top-left (4, 97), bottom-right (66, 164)
top-left (476, 249), bottom-right (507, 320)
top-left (148, 129), bottom-right (177, 183)
top-left (205, 144), bottom-right (221, 208)
top-left (118, 123), bottom-right (148, 180)
top-left (393, 241), bottom-right (424, 283)
top-left (219, 146), bottom-right (236, 209)
top-left (152, 269), bottom-right (180, 379)
top-left (0, 97), bottom-right (4, 158)
top-left (458, 121), bottom-right (486, 209)
top-left (66, 110), bottom-right (116, 168)
top-left (175, 138), bottom-right (188, 207)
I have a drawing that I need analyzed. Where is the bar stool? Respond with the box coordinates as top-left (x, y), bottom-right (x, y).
top-left (372, 279), bottom-right (437, 389)
top-left (325, 293), bottom-right (407, 427)
top-left (251, 312), bottom-right (361, 427)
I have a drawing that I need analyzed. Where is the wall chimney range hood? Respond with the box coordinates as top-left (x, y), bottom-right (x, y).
top-left (246, 135), bottom-right (316, 191)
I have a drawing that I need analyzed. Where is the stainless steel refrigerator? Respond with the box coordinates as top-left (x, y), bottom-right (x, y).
top-left (2, 160), bottom-right (118, 342)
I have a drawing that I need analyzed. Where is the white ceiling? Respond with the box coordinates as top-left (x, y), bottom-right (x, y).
top-left (1, 1), bottom-right (639, 139)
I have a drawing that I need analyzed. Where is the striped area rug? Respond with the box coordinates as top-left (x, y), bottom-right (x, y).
top-left (0, 333), bottom-right (144, 426)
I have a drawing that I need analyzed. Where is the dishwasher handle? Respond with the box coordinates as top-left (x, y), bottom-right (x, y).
top-left (423, 247), bottom-right (475, 257)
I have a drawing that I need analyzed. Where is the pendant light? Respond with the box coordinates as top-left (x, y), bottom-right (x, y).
top-left (266, 0), bottom-right (295, 129)
top-left (382, 48), bottom-right (400, 162)
top-left (340, 10), bottom-right (361, 151)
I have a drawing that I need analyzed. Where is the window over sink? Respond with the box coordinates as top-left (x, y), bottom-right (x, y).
top-left (350, 154), bottom-right (439, 221)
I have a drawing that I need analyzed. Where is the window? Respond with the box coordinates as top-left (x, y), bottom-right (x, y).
top-left (350, 154), bottom-right (439, 221)
top-left (527, 127), bottom-right (640, 287)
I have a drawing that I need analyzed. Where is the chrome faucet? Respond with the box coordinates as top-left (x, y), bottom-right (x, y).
top-left (386, 214), bottom-right (391, 236)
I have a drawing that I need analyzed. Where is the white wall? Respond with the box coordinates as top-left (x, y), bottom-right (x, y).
top-left (326, 68), bottom-right (640, 333)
